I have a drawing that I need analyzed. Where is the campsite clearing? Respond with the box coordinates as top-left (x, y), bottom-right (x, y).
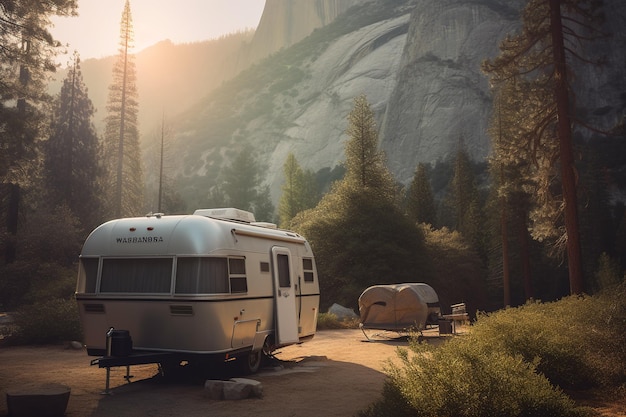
top-left (1, 327), bottom-right (624, 417)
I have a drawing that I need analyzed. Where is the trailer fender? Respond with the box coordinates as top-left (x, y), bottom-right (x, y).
top-left (252, 330), bottom-right (272, 353)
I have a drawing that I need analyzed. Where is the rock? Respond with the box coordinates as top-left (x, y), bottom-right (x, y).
top-left (203, 380), bottom-right (224, 400)
top-left (204, 378), bottom-right (263, 400)
top-left (327, 303), bottom-right (358, 320)
top-left (380, 0), bottom-right (526, 182)
top-left (230, 378), bottom-right (263, 398)
top-left (244, 0), bottom-right (364, 66)
top-left (68, 341), bottom-right (83, 350)
top-left (222, 380), bottom-right (252, 400)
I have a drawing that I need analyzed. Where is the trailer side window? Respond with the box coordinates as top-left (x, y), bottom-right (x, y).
top-left (100, 258), bottom-right (172, 293)
top-left (277, 254), bottom-right (291, 287)
top-left (303, 258), bottom-right (315, 283)
top-left (176, 257), bottom-right (229, 294)
top-left (78, 257), bottom-right (99, 293)
top-left (228, 258), bottom-right (247, 293)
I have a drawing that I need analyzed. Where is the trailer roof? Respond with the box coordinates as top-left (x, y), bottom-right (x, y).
top-left (81, 212), bottom-right (307, 257)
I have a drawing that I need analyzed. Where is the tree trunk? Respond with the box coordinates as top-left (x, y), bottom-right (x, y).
top-left (4, 183), bottom-right (20, 264)
top-left (519, 209), bottom-right (533, 300)
top-left (549, 0), bottom-right (584, 294)
top-left (501, 196), bottom-right (511, 307)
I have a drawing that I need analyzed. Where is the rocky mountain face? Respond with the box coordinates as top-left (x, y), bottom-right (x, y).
top-left (172, 0), bottom-right (540, 202)
top-left (241, 0), bottom-right (365, 67)
top-left (171, 0), bottom-right (417, 205)
top-left (380, 0), bottom-right (626, 184)
top-left (180, 0), bottom-right (622, 204)
top-left (53, 0), bottom-right (626, 209)
top-left (379, 0), bottom-right (525, 183)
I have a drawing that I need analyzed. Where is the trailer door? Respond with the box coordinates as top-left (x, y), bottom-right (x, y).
top-left (271, 246), bottom-right (299, 345)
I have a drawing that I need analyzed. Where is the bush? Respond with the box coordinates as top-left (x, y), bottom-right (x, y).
top-left (11, 298), bottom-right (82, 344)
top-left (360, 289), bottom-right (626, 417)
top-left (316, 312), bottom-right (359, 330)
top-left (360, 338), bottom-right (591, 417)
top-left (468, 286), bottom-right (626, 389)
top-left (0, 261), bottom-right (76, 311)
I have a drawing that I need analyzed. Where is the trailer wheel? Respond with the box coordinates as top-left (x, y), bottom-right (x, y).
top-left (239, 350), bottom-right (262, 374)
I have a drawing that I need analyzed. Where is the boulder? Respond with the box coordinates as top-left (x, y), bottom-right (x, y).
top-left (328, 303), bottom-right (358, 320)
top-left (230, 378), bottom-right (263, 398)
top-left (204, 378), bottom-right (263, 400)
top-left (203, 380), bottom-right (224, 400)
top-left (222, 380), bottom-right (252, 400)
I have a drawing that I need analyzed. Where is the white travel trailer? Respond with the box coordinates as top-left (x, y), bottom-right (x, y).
top-left (76, 208), bottom-right (320, 374)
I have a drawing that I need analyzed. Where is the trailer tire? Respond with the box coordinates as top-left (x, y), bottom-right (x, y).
top-left (239, 350), bottom-right (263, 374)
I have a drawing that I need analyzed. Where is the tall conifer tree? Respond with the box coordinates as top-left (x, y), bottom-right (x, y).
top-left (103, 0), bottom-right (143, 218)
top-left (0, 0), bottom-right (77, 263)
top-left (278, 153), bottom-right (319, 228)
top-left (344, 95), bottom-right (396, 200)
top-left (483, 0), bottom-right (605, 294)
top-left (45, 52), bottom-right (102, 231)
top-left (406, 163), bottom-right (436, 226)
top-left (291, 95), bottom-right (428, 309)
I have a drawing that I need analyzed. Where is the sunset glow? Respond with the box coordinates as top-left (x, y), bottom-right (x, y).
top-left (50, 0), bottom-right (265, 62)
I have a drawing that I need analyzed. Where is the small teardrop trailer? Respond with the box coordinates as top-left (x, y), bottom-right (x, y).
top-left (358, 283), bottom-right (441, 337)
top-left (75, 208), bottom-right (320, 385)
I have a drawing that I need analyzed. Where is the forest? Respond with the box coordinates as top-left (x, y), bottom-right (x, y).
top-left (1, 0), bottom-right (625, 349)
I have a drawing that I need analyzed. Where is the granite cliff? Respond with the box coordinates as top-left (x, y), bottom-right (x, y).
top-left (51, 0), bottom-right (626, 208)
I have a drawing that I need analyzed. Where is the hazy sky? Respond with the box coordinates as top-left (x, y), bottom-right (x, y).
top-left (50, 0), bottom-right (265, 62)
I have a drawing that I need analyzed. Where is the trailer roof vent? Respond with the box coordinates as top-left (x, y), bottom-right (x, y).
top-left (193, 208), bottom-right (256, 223)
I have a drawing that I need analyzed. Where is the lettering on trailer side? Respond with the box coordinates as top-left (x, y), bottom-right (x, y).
top-left (115, 236), bottom-right (164, 244)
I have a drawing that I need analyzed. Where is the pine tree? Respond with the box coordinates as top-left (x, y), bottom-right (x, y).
top-left (278, 153), bottom-right (319, 228)
top-left (344, 94), bottom-right (396, 200)
top-left (220, 146), bottom-right (275, 220)
top-left (0, 0), bottom-right (77, 263)
top-left (279, 153), bottom-right (304, 228)
top-left (487, 78), bottom-right (538, 306)
top-left (406, 163), bottom-right (437, 226)
top-left (45, 52), bottom-right (102, 231)
top-left (291, 95), bottom-right (429, 310)
top-left (102, 0), bottom-right (143, 218)
top-left (222, 146), bottom-right (260, 211)
top-left (143, 115), bottom-right (185, 214)
top-left (447, 148), bottom-right (485, 248)
top-left (483, 0), bottom-right (605, 294)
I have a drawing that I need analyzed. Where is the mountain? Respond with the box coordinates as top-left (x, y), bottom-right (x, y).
top-left (170, 0), bottom-right (625, 206)
top-left (379, 0), bottom-right (525, 183)
top-left (170, 0), bottom-right (521, 203)
top-left (171, 0), bottom-right (416, 205)
top-left (49, 31), bottom-right (255, 135)
top-left (49, 0), bottom-right (626, 209)
top-left (240, 0), bottom-right (365, 67)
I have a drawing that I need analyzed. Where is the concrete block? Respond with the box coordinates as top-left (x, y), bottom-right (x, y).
top-left (6, 384), bottom-right (70, 417)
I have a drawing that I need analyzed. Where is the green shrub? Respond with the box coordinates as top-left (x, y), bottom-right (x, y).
top-left (360, 338), bottom-right (593, 417)
top-left (468, 286), bottom-right (626, 389)
top-left (22, 263), bottom-right (77, 305)
top-left (359, 289), bottom-right (626, 417)
top-left (11, 298), bottom-right (82, 344)
top-left (316, 312), bottom-right (360, 330)
top-left (592, 253), bottom-right (623, 292)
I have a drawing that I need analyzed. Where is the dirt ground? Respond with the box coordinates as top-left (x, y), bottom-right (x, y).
top-left (0, 328), bottom-right (417, 417)
top-left (0, 327), bottom-right (624, 417)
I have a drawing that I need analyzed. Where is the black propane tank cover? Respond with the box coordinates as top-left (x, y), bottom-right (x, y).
top-left (109, 329), bottom-right (133, 357)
